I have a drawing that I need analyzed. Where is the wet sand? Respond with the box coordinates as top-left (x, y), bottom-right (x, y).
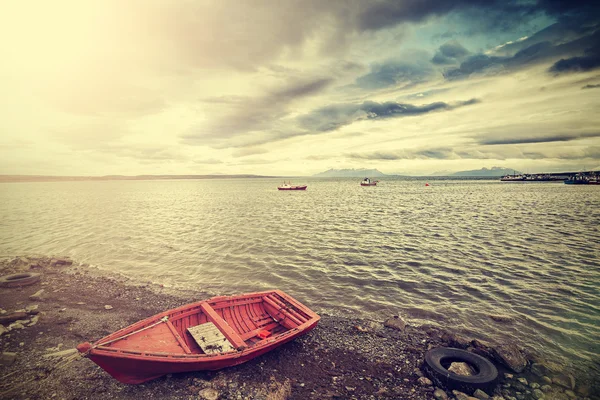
top-left (0, 256), bottom-right (596, 400)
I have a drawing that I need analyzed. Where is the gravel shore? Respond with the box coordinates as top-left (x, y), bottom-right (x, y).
top-left (0, 256), bottom-right (597, 400)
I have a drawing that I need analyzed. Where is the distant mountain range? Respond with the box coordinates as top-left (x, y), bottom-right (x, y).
top-left (312, 168), bottom-right (388, 178)
top-left (450, 167), bottom-right (521, 177)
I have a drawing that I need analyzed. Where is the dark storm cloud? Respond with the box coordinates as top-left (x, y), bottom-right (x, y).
top-left (549, 45), bottom-right (600, 74)
top-left (356, 0), bottom-right (599, 32)
top-left (432, 40), bottom-right (470, 65)
top-left (445, 28), bottom-right (600, 79)
top-left (480, 132), bottom-right (600, 145)
top-left (298, 99), bottom-right (479, 132)
top-left (355, 53), bottom-right (436, 89)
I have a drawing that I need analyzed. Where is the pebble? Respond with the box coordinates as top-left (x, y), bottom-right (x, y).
top-left (104, 305), bottom-right (113, 310)
top-left (530, 382), bottom-right (540, 389)
top-left (564, 390), bottom-right (576, 399)
top-left (517, 378), bottom-right (528, 385)
top-left (417, 377), bottom-right (432, 386)
top-left (473, 389), bottom-right (490, 399)
top-left (198, 388), bottom-right (219, 400)
top-left (433, 388), bottom-right (448, 400)
top-left (532, 389), bottom-right (544, 399)
top-left (541, 385), bottom-right (552, 393)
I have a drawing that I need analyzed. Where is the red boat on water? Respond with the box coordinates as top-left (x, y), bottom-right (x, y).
top-left (277, 181), bottom-right (307, 190)
top-left (77, 290), bottom-right (319, 384)
top-left (360, 178), bottom-right (378, 186)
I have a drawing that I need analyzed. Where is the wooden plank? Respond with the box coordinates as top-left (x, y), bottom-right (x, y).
top-left (199, 302), bottom-right (246, 349)
top-left (266, 294), bottom-right (308, 323)
top-left (263, 296), bottom-right (302, 326)
top-left (210, 297), bottom-right (264, 310)
top-left (166, 320), bottom-right (192, 354)
top-left (187, 322), bottom-right (236, 355)
top-left (169, 308), bottom-right (202, 322)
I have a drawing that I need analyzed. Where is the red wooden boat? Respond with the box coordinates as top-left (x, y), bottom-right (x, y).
top-left (277, 181), bottom-right (307, 190)
top-left (77, 290), bottom-right (319, 384)
top-left (360, 178), bottom-right (378, 186)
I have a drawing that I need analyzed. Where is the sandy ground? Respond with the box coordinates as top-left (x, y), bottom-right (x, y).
top-left (0, 256), bottom-right (597, 400)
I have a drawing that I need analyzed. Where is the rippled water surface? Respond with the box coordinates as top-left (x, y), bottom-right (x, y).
top-left (1, 178), bottom-right (599, 371)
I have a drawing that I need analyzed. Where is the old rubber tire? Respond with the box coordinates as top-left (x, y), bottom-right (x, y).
top-left (424, 347), bottom-right (498, 393)
top-left (0, 272), bottom-right (41, 287)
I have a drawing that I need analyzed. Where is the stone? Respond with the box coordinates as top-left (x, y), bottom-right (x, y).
top-left (517, 378), bottom-right (528, 385)
top-left (491, 396), bottom-right (506, 400)
top-left (448, 362), bottom-right (474, 376)
top-left (104, 305), bottom-right (113, 310)
top-left (29, 289), bottom-right (45, 301)
top-left (198, 388), bottom-right (219, 400)
top-left (0, 352), bottom-right (17, 366)
top-left (504, 373), bottom-right (514, 379)
top-left (50, 257), bottom-right (72, 267)
top-left (473, 389), bottom-right (490, 399)
top-left (564, 390), bottom-right (576, 399)
top-left (540, 385), bottom-right (552, 393)
top-left (0, 324), bottom-right (7, 336)
top-left (530, 382), bottom-right (540, 389)
top-left (452, 390), bottom-right (479, 400)
top-left (28, 315), bottom-right (40, 326)
top-left (0, 311), bottom-right (28, 325)
top-left (453, 390), bottom-right (470, 400)
top-left (532, 389), bottom-right (544, 399)
top-left (441, 332), bottom-right (470, 348)
top-left (418, 377), bottom-right (432, 386)
top-left (434, 389), bottom-right (449, 400)
top-left (383, 316), bottom-right (406, 331)
top-left (492, 343), bottom-right (528, 373)
top-left (542, 376), bottom-right (552, 385)
top-left (8, 321), bottom-right (26, 330)
top-left (552, 374), bottom-right (575, 390)
top-left (413, 368), bottom-right (424, 378)
top-left (25, 304), bottom-right (39, 314)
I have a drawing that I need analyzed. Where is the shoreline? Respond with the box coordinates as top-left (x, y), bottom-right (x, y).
top-left (0, 256), bottom-right (597, 399)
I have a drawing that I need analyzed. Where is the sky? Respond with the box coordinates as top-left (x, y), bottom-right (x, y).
top-left (1, 0), bottom-right (599, 176)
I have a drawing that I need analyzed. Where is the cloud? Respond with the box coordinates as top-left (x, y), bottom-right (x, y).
top-left (432, 40), bottom-right (470, 65)
top-left (355, 51), bottom-right (437, 89)
top-left (182, 77), bottom-right (333, 146)
top-left (549, 44), bottom-right (600, 74)
top-left (356, 1), bottom-right (600, 33)
top-left (347, 144), bottom-right (600, 162)
top-left (480, 132), bottom-right (600, 145)
top-left (298, 98), bottom-right (480, 132)
top-left (445, 29), bottom-right (600, 79)
top-left (232, 148), bottom-right (269, 158)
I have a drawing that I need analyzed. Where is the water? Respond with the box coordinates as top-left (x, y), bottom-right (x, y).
top-left (1, 178), bottom-right (599, 373)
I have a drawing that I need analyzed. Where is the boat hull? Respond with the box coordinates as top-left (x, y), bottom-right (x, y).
top-left (277, 186), bottom-right (307, 190)
top-left (360, 183), bottom-right (377, 186)
top-left (77, 290), bottom-right (319, 384)
top-left (84, 320), bottom-right (318, 384)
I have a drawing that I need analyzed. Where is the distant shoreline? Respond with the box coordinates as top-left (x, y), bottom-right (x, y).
top-left (0, 174), bottom-right (515, 183)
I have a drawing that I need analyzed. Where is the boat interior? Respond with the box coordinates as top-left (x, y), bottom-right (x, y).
top-left (105, 291), bottom-right (313, 356)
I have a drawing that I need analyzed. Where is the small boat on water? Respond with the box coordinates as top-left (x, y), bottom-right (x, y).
top-left (360, 177), bottom-right (378, 186)
top-left (277, 181), bottom-right (307, 190)
top-left (77, 290), bottom-right (319, 384)
top-left (564, 174), bottom-right (592, 185)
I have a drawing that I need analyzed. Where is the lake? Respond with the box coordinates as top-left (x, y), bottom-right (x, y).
top-left (1, 177), bottom-right (599, 376)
